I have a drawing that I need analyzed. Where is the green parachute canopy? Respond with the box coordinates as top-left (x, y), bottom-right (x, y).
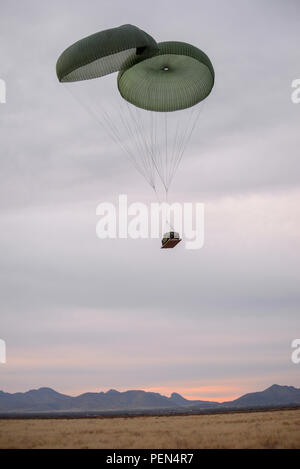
top-left (117, 41), bottom-right (215, 112)
top-left (56, 24), bottom-right (158, 82)
top-left (56, 26), bottom-right (215, 198)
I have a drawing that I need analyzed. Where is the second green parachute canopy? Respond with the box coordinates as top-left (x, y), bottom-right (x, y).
top-left (118, 41), bottom-right (214, 112)
top-left (56, 24), bottom-right (215, 197)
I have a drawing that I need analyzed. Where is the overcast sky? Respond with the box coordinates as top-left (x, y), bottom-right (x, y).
top-left (0, 0), bottom-right (300, 401)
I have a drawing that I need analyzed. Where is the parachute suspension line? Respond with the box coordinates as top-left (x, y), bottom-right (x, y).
top-left (118, 101), bottom-right (156, 190)
top-left (101, 108), bottom-right (155, 190)
top-left (150, 110), bottom-right (158, 192)
top-left (136, 105), bottom-right (157, 188)
top-left (170, 101), bottom-right (206, 185)
top-left (168, 108), bottom-right (195, 186)
top-left (152, 111), bottom-right (167, 195)
top-left (114, 102), bottom-right (149, 184)
top-left (169, 109), bottom-right (188, 189)
top-left (149, 109), bottom-right (163, 197)
top-left (152, 184), bottom-right (174, 234)
top-left (124, 102), bottom-right (158, 191)
top-left (168, 111), bottom-right (181, 190)
top-left (166, 102), bottom-right (206, 190)
top-left (158, 113), bottom-right (169, 194)
top-left (124, 105), bottom-right (148, 174)
top-left (63, 84), bottom-right (205, 205)
top-left (141, 104), bottom-right (204, 197)
top-left (129, 103), bottom-right (169, 196)
top-left (119, 102), bottom-right (204, 202)
top-left (164, 113), bottom-right (168, 192)
top-left (150, 112), bottom-right (167, 195)
top-left (165, 112), bottom-right (190, 188)
top-left (146, 113), bottom-right (173, 233)
top-left (142, 105), bottom-right (169, 195)
top-left (63, 85), bottom-right (136, 169)
top-left (63, 84), bottom-right (156, 191)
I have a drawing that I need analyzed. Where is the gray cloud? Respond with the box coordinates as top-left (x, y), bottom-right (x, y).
top-left (0, 0), bottom-right (300, 397)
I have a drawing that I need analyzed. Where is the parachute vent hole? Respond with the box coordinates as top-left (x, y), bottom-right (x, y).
top-left (136, 46), bottom-right (147, 55)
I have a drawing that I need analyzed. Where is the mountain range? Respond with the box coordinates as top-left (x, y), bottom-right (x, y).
top-left (0, 384), bottom-right (299, 413)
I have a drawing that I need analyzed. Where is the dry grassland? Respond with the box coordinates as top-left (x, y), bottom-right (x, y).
top-left (0, 408), bottom-right (299, 449)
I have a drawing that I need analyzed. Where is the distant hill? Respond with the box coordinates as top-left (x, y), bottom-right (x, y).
top-left (0, 387), bottom-right (219, 412)
top-left (0, 384), bottom-right (299, 413)
top-left (225, 384), bottom-right (300, 407)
